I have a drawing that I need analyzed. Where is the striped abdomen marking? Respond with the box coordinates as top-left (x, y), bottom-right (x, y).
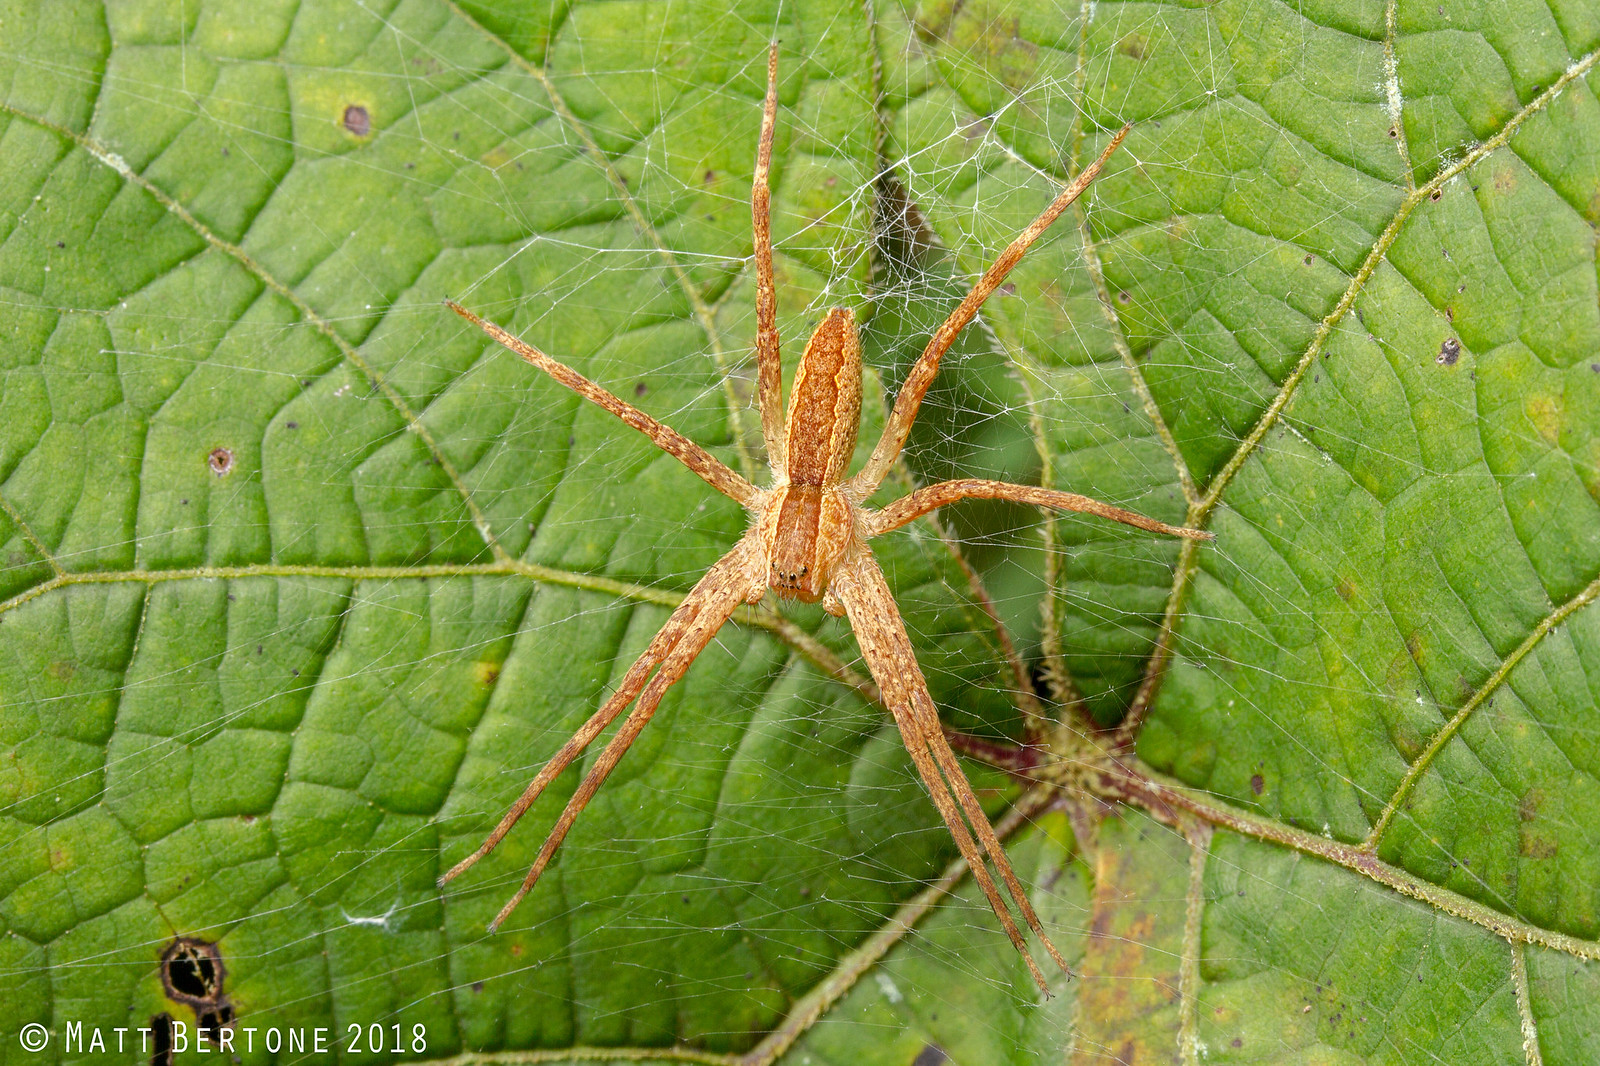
top-left (784, 308), bottom-right (861, 487)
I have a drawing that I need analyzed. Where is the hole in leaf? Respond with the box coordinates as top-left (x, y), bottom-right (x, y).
top-left (161, 939), bottom-right (224, 1005)
top-left (149, 1014), bottom-right (174, 1066)
top-left (198, 1004), bottom-right (234, 1043)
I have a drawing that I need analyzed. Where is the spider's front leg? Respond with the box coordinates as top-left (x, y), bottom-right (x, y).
top-left (830, 551), bottom-right (1070, 995)
top-left (442, 536), bottom-right (761, 930)
top-left (751, 40), bottom-right (785, 470)
top-left (867, 478), bottom-right (1214, 541)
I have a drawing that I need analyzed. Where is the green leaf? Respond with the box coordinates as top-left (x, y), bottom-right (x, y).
top-left (3, 0), bottom-right (1598, 1064)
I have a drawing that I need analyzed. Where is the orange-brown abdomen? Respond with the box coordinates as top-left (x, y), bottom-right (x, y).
top-left (784, 308), bottom-right (861, 487)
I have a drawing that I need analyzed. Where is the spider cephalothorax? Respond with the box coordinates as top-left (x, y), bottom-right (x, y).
top-left (442, 44), bottom-right (1209, 993)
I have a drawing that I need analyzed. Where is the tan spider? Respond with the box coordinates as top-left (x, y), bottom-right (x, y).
top-left (442, 45), bottom-right (1209, 993)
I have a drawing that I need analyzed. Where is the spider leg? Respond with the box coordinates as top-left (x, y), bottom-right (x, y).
top-left (438, 553), bottom-right (724, 886)
top-left (752, 40), bottom-right (785, 471)
top-left (447, 300), bottom-right (757, 507)
top-left (922, 718), bottom-right (1071, 976)
top-left (867, 478), bottom-right (1212, 541)
top-left (849, 127), bottom-right (1130, 495)
top-left (832, 552), bottom-right (1067, 994)
top-left (441, 537), bottom-right (757, 925)
top-left (473, 534), bottom-right (755, 928)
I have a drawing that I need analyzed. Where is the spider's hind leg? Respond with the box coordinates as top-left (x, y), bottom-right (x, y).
top-left (441, 538), bottom-right (758, 928)
top-left (924, 725), bottom-right (1071, 975)
top-left (831, 554), bottom-right (1066, 994)
top-left (900, 702), bottom-right (1055, 993)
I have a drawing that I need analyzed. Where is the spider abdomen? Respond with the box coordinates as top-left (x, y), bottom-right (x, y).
top-left (783, 307), bottom-right (861, 487)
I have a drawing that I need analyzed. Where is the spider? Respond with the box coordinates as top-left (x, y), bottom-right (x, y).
top-left (441, 44), bottom-right (1210, 993)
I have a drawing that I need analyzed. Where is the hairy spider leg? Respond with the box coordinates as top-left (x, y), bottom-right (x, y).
top-left (850, 125), bottom-right (1132, 495)
top-left (456, 539), bottom-right (757, 929)
top-left (485, 539), bottom-right (757, 929)
top-left (922, 722), bottom-right (1070, 977)
top-left (446, 300), bottom-right (755, 507)
top-left (868, 478), bottom-right (1214, 541)
top-left (833, 554), bottom-right (1069, 994)
top-left (752, 40), bottom-right (785, 470)
top-left (437, 540), bottom-right (756, 889)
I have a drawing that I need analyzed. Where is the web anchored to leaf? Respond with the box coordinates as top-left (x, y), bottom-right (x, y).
top-left (437, 49), bottom-right (1207, 996)
top-left (1, 0), bottom-right (1599, 1064)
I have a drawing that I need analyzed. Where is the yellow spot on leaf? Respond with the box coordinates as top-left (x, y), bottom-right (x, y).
top-left (1525, 393), bottom-right (1562, 444)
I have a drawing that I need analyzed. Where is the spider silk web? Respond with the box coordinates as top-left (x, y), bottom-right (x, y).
top-left (2, 0), bottom-right (1598, 1063)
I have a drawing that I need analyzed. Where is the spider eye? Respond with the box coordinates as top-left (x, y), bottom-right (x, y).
top-left (799, 566), bottom-right (807, 574)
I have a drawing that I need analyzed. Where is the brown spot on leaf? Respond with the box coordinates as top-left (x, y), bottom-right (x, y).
top-left (1405, 632), bottom-right (1424, 666)
top-left (1518, 789), bottom-right (1559, 858)
top-left (208, 447), bottom-right (234, 476)
top-left (1250, 773), bottom-right (1264, 796)
top-left (1436, 337), bottom-right (1460, 365)
top-left (342, 104), bottom-right (371, 137)
top-left (1521, 834), bottom-right (1558, 859)
top-left (911, 1045), bottom-right (949, 1066)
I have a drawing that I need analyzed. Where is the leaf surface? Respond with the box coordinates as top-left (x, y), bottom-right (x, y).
top-left (1, 0), bottom-right (1597, 1063)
